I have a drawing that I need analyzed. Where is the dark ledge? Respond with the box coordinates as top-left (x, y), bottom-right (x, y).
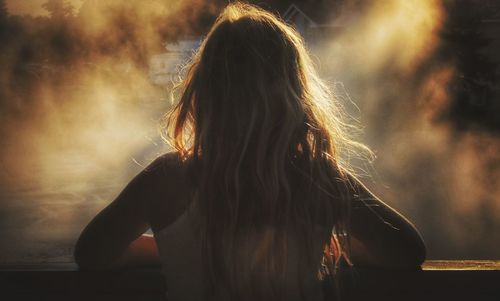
top-left (1, 260), bottom-right (499, 301)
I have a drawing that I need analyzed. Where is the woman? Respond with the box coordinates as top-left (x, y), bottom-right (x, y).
top-left (74, 3), bottom-right (426, 301)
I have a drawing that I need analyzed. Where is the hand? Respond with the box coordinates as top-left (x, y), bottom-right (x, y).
top-left (108, 234), bottom-right (161, 269)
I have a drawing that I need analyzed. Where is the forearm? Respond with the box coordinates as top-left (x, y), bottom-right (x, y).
top-left (108, 234), bottom-right (161, 269)
top-left (350, 200), bottom-right (426, 268)
top-left (348, 177), bottom-right (426, 268)
top-left (76, 234), bottom-right (161, 270)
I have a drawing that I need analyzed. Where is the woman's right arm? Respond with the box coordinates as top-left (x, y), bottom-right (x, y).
top-left (346, 174), bottom-right (426, 269)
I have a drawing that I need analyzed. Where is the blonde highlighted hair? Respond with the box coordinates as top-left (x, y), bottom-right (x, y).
top-left (164, 2), bottom-right (372, 300)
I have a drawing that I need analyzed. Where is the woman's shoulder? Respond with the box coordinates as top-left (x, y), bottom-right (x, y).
top-left (143, 151), bottom-right (183, 173)
top-left (140, 151), bottom-right (196, 184)
top-left (138, 151), bottom-right (193, 196)
top-left (143, 151), bottom-right (194, 231)
top-left (334, 167), bottom-right (374, 198)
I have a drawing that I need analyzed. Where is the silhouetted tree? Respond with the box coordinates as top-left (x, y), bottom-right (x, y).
top-left (0, 0), bottom-right (8, 24)
top-left (42, 0), bottom-right (74, 20)
top-left (438, 0), bottom-right (500, 132)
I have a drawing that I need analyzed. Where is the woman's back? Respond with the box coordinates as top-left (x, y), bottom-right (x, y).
top-left (147, 153), bottom-right (326, 301)
top-left (140, 151), bottom-right (425, 301)
top-left (153, 196), bottom-right (326, 301)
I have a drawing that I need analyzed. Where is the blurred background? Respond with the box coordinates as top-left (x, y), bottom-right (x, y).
top-left (0, 0), bottom-right (498, 265)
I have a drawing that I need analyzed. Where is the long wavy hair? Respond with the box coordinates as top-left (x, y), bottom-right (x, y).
top-left (165, 2), bottom-right (372, 300)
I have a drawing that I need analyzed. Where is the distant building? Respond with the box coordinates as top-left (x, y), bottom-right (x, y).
top-left (282, 2), bottom-right (347, 44)
top-left (149, 37), bottom-right (202, 85)
top-left (149, 2), bottom-right (347, 84)
top-left (481, 8), bottom-right (500, 74)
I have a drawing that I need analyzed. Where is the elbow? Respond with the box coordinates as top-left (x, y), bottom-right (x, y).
top-left (394, 247), bottom-right (426, 269)
top-left (73, 244), bottom-right (97, 270)
top-left (74, 238), bottom-right (112, 271)
top-left (74, 235), bottom-right (91, 269)
top-left (411, 233), bottom-right (427, 267)
top-left (406, 227), bottom-right (427, 267)
top-left (350, 233), bottom-right (426, 269)
top-left (366, 230), bottom-right (426, 270)
top-left (74, 249), bottom-right (112, 270)
top-left (74, 255), bottom-right (96, 270)
top-left (389, 233), bottom-right (427, 269)
top-left (389, 220), bottom-right (427, 269)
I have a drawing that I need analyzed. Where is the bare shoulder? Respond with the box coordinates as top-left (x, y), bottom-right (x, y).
top-left (144, 151), bottom-right (194, 232)
top-left (144, 151), bottom-right (183, 173)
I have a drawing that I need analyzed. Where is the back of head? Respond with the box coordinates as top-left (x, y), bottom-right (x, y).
top-left (166, 2), bottom-right (369, 300)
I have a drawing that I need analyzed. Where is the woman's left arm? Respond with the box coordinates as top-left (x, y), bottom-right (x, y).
top-left (74, 158), bottom-right (165, 270)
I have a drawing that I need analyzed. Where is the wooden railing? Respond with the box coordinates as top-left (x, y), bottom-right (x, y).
top-left (1, 261), bottom-right (499, 301)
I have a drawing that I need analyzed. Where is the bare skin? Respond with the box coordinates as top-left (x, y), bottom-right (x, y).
top-left (74, 152), bottom-right (426, 270)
